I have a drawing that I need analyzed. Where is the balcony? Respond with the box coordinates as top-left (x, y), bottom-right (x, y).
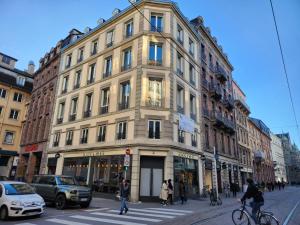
top-left (214, 66), bottom-right (228, 83)
top-left (190, 113), bottom-right (196, 121)
top-left (53, 141), bottom-right (59, 147)
top-left (177, 105), bottom-right (184, 114)
top-left (223, 96), bottom-right (235, 111)
top-left (201, 53), bottom-right (207, 63)
top-left (106, 42), bottom-right (113, 48)
top-left (77, 56), bottom-right (83, 63)
top-left (148, 59), bottom-right (162, 66)
top-left (69, 114), bottom-right (76, 122)
top-left (61, 89), bottom-right (67, 94)
top-left (83, 110), bottom-right (91, 118)
top-left (202, 108), bottom-right (210, 119)
top-left (73, 83), bottom-right (80, 90)
top-left (177, 68), bottom-right (184, 77)
top-left (125, 31), bottom-right (132, 38)
top-left (190, 75), bottom-right (196, 86)
top-left (189, 49), bottom-right (194, 57)
top-left (103, 71), bottom-right (112, 78)
top-left (98, 135), bottom-right (105, 142)
top-left (87, 77), bottom-right (95, 85)
top-left (80, 138), bottom-right (88, 144)
top-left (121, 63), bottom-right (131, 72)
top-left (119, 101), bottom-right (129, 110)
top-left (178, 136), bottom-right (184, 143)
top-left (65, 63), bottom-right (71, 69)
top-left (117, 132), bottom-right (126, 140)
top-left (57, 118), bottom-right (63, 124)
top-left (151, 26), bottom-right (162, 32)
top-left (91, 49), bottom-right (97, 56)
top-left (192, 139), bottom-right (197, 147)
top-left (210, 111), bottom-right (224, 127)
top-left (66, 139), bottom-right (72, 145)
top-left (234, 95), bottom-right (250, 113)
top-left (201, 79), bottom-right (209, 90)
top-left (146, 98), bottom-right (162, 108)
top-left (254, 150), bottom-right (266, 163)
top-left (223, 117), bottom-right (236, 134)
top-left (209, 83), bottom-right (222, 100)
top-left (177, 37), bottom-right (184, 45)
top-left (100, 106), bottom-right (109, 114)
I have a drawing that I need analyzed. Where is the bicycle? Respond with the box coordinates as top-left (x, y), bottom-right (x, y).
top-left (201, 185), bottom-right (209, 198)
top-left (209, 188), bottom-right (222, 206)
top-left (232, 201), bottom-right (279, 225)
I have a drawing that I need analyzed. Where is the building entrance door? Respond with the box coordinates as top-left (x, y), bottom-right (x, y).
top-left (140, 156), bottom-right (164, 201)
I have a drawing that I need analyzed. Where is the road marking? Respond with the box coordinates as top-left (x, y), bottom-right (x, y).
top-left (15, 223), bottom-right (36, 225)
top-left (91, 212), bottom-right (162, 222)
top-left (46, 218), bottom-right (90, 225)
top-left (283, 200), bottom-right (300, 225)
top-left (147, 208), bottom-right (193, 213)
top-left (84, 207), bottom-right (110, 212)
top-left (109, 210), bottom-right (175, 218)
top-left (71, 215), bottom-right (147, 225)
top-left (129, 208), bottom-right (185, 215)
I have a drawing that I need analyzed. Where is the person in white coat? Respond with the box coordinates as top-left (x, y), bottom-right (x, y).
top-left (159, 180), bottom-right (168, 206)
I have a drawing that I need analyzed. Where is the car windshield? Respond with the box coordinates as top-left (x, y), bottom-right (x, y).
top-left (4, 183), bottom-right (35, 195)
top-left (56, 177), bottom-right (77, 185)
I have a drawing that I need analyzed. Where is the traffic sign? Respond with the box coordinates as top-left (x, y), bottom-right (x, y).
top-left (124, 154), bottom-right (130, 167)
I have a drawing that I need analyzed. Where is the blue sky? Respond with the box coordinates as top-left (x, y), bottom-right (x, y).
top-left (0, 0), bottom-right (299, 146)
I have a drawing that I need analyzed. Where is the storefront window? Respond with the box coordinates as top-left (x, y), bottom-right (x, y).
top-left (63, 157), bottom-right (89, 185)
top-left (174, 156), bottom-right (199, 198)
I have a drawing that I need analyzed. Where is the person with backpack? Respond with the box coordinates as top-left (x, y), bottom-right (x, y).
top-left (241, 178), bottom-right (264, 225)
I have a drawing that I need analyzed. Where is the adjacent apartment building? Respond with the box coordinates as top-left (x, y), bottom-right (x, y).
top-left (232, 80), bottom-right (252, 186)
top-left (270, 132), bottom-right (287, 182)
top-left (249, 117), bottom-right (275, 183)
top-left (47, 0), bottom-right (206, 202)
top-left (16, 29), bottom-right (83, 182)
top-left (0, 52), bottom-right (33, 178)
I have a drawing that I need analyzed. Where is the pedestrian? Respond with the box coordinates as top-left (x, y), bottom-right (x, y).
top-left (160, 180), bottom-right (168, 206)
top-left (167, 179), bottom-right (173, 205)
top-left (179, 180), bottom-right (186, 204)
top-left (119, 179), bottom-right (129, 215)
top-left (232, 182), bottom-right (237, 197)
top-left (224, 182), bottom-right (230, 198)
top-left (282, 182), bottom-right (285, 190)
top-left (271, 182), bottom-right (275, 191)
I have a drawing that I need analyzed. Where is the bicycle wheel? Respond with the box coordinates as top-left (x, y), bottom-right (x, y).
top-left (232, 209), bottom-right (251, 225)
top-left (259, 213), bottom-right (279, 225)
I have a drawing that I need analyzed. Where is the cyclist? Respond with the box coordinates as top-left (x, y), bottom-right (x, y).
top-left (241, 178), bottom-right (264, 225)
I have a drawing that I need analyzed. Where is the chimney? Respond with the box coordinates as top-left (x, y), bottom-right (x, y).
top-left (27, 60), bottom-right (35, 74)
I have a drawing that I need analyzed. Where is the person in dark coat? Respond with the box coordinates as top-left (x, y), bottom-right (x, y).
top-left (167, 179), bottom-right (174, 205)
top-left (241, 178), bottom-right (264, 225)
top-left (179, 180), bottom-right (186, 204)
top-left (231, 182), bottom-right (237, 197)
top-left (119, 179), bottom-right (129, 215)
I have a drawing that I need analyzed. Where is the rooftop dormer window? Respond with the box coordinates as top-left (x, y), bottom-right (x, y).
top-left (2, 56), bottom-right (11, 65)
top-left (16, 76), bottom-right (25, 86)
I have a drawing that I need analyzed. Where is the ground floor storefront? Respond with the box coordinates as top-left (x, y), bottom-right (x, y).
top-left (47, 147), bottom-right (203, 202)
top-left (0, 150), bottom-right (18, 178)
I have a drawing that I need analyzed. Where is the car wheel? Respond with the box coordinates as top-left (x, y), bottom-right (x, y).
top-left (80, 201), bottom-right (90, 208)
top-left (55, 194), bottom-right (67, 210)
top-left (0, 206), bottom-right (8, 220)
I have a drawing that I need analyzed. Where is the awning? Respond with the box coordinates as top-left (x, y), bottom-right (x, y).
top-left (0, 150), bottom-right (18, 156)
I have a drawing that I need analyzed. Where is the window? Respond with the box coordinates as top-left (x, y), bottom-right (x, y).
top-left (84, 93), bottom-right (93, 118)
top-left (177, 52), bottom-right (184, 75)
top-left (103, 56), bottom-right (112, 78)
top-left (69, 97), bottom-right (78, 121)
top-left (0, 88), bottom-right (6, 98)
top-left (147, 78), bottom-right (162, 107)
top-left (190, 94), bottom-right (196, 121)
top-left (149, 42), bottom-right (162, 66)
top-left (119, 81), bottom-right (130, 110)
top-left (122, 48), bottom-right (132, 71)
top-left (57, 102), bottom-right (65, 124)
top-left (106, 30), bottom-right (114, 47)
top-left (148, 120), bottom-right (160, 139)
top-left (201, 43), bottom-right (206, 61)
top-left (91, 40), bottom-right (98, 55)
top-left (97, 125), bottom-right (106, 142)
top-left (125, 20), bottom-right (133, 38)
top-left (178, 128), bottom-right (184, 143)
top-left (66, 130), bottom-right (73, 145)
top-left (2, 56), bottom-right (11, 64)
top-left (80, 128), bottom-right (89, 144)
top-left (117, 121), bottom-right (127, 140)
top-left (62, 76), bottom-right (69, 93)
top-left (65, 54), bottom-right (72, 68)
top-left (78, 47), bottom-right (84, 62)
top-left (100, 88), bottom-right (110, 114)
top-left (221, 133), bottom-right (225, 152)
top-left (16, 76), bottom-right (25, 86)
top-left (189, 64), bottom-right (195, 85)
top-left (205, 124), bottom-right (209, 148)
top-left (189, 38), bottom-right (194, 56)
top-left (74, 70), bottom-right (81, 89)
top-left (177, 85), bottom-right (184, 113)
top-left (4, 131), bottom-right (14, 144)
top-left (53, 132), bottom-right (60, 147)
top-left (191, 131), bottom-right (197, 147)
top-left (0, 106), bottom-right (2, 115)
top-left (87, 64), bottom-right (96, 84)
top-left (9, 109), bottom-right (19, 120)
top-left (151, 13), bottom-right (163, 32)
top-left (13, 92), bottom-right (23, 102)
top-left (177, 24), bottom-right (183, 44)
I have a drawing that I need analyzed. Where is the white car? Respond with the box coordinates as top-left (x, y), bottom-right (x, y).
top-left (0, 181), bottom-right (45, 220)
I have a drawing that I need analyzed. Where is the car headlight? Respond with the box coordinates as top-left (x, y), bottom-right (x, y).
top-left (11, 201), bottom-right (24, 206)
top-left (70, 190), bottom-right (77, 194)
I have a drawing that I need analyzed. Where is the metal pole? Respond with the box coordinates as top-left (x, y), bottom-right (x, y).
top-left (213, 147), bottom-right (219, 199)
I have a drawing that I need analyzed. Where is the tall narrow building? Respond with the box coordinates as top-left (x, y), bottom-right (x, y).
top-left (0, 52), bottom-right (33, 178)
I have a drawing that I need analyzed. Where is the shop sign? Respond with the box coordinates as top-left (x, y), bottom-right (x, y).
top-left (25, 144), bottom-right (38, 153)
top-left (83, 151), bottom-right (105, 157)
top-left (124, 155), bottom-right (130, 167)
top-left (176, 152), bottom-right (195, 159)
top-left (179, 114), bottom-right (195, 133)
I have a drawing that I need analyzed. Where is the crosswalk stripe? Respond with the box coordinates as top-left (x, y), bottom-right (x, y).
top-left (91, 212), bottom-right (162, 222)
top-left (109, 210), bottom-right (175, 219)
top-left (71, 215), bottom-right (147, 225)
top-left (46, 218), bottom-right (90, 225)
top-left (129, 208), bottom-right (186, 215)
top-left (147, 208), bottom-right (193, 213)
top-left (84, 207), bottom-right (110, 212)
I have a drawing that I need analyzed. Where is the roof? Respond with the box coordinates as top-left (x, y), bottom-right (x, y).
top-left (249, 117), bottom-right (270, 137)
top-left (0, 64), bottom-right (33, 79)
top-left (0, 150), bottom-right (18, 156)
top-left (0, 70), bottom-right (33, 93)
top-left (0, 52), bottom-right (17, 61)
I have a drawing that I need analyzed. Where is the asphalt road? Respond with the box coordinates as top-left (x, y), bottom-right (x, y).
top-left (2, 186), bottom-right (300, 225)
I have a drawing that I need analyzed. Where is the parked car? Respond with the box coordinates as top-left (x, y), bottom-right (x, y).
top-left (0, 176), bottom-right (8, 181)
top-left (31, 175), bottom-right (92, 209)
top-left (0, 181), bottom-right (45, 220)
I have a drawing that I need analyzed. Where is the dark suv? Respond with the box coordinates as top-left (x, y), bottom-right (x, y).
top-left (31, 175), bottom-right (92, 209)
